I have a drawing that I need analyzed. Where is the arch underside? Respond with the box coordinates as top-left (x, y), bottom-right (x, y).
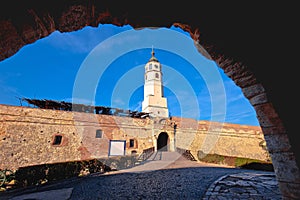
top-left (0, 1), bottom-right (299, 199)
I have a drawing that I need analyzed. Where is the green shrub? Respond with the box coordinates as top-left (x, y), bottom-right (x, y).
top-left (14, 159), bottom-right (107, 188)
top-left (15, 164), bottom-right (47, 187)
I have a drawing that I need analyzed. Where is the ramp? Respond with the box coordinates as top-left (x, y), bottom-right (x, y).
top-left (108, 151), bottom-right (191, 174)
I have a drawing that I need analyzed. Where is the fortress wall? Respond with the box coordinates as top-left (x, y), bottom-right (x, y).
top-left (0, 104), bottom-right (269, 171)
top-left (0, 105), bottom-right (152, 170)
top-left (173, 117), bottom-right (269, 162)
top-left (108, 116), bottom-right (154, 153)
top-left (0, 105), bottom-right (83, 170)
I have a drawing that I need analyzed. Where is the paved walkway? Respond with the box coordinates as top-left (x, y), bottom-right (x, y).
top-left (203, 171), bottom-right (282, 200)
top-left (0, 151), bottom-right (282, 199)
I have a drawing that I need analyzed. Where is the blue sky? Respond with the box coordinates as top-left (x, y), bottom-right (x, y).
top-left (0, 24), bottom-right (259, 126)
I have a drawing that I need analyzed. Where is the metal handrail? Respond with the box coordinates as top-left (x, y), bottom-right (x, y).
top-left (137, 147), bottom-right (155, 162)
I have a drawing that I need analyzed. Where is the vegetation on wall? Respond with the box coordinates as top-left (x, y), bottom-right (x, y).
top-left (197, 150), bottom-right (274, 171)
top-left (0, 155), bottom-right (138, 191)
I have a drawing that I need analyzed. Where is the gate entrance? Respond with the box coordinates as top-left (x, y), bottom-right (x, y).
top-left (157, 132), bottom-right (169, 151)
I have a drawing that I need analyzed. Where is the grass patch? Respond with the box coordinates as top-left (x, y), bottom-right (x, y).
top-left (235, 157), bottom-right (261, 167)
top-left (198, 153), bottom-right (225, 164)
top-left (197, 150), bottom-right (273, 171)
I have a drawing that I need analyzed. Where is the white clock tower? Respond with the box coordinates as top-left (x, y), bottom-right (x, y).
top-left (142, 48), bottom-right (169, 118)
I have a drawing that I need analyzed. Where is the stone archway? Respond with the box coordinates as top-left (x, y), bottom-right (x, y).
top-left (157, 132), bottom-right (169, 151)
top-left (0, 2), bottom-right (299, 199)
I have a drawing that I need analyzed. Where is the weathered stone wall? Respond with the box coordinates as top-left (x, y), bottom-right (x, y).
top-left (0, 104), bottom-right (268, 171)
top-left (1, 104), bottom-right (82, 170)
top-left (0, 104), bottom-right (154, 170)
top-left (173, 117), bottom-right (269, 162)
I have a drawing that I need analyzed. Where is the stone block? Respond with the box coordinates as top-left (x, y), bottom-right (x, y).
top-left (255, 103), bottom-right (284, 128)
top-left (271, 152), bottom-right (300, 183)
top-left (242, 84), bottom-right (265, 99)
top-left (277, 181), bottom-right (300, 200)
top-left (264, 134), bottom-right (291, 153)
top-left (261, 125), bottom-right (286, 135)
top-left (249, 93), bottom-right (268, 106)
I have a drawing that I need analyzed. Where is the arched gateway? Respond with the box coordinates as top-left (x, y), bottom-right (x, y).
top-left (157, 132), bottom-right (169, 151)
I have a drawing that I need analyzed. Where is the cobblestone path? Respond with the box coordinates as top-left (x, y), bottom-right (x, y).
top-left (0, 151), bottom-right (282, 200)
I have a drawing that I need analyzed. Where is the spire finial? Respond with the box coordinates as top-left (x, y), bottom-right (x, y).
top-left (151, 45), bottom-right (155, 57)
top-left (149, 46), bottom-right (158, 62)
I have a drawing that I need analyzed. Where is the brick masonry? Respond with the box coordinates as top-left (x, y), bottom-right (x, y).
top-left (0, 104), bottom-right (269, 171)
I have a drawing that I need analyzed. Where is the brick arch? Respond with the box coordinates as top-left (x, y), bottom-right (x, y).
top-left (0, 1), bottom-right (299, 199)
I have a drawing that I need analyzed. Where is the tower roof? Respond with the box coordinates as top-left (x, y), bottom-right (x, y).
top-left (148, 48), bottom-right (159, 62)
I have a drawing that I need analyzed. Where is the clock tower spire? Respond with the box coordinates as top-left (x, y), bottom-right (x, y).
top-left (142, 48), bottom-right (169, 118)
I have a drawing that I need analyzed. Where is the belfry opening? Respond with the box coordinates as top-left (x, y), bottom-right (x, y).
top-left (157, 132), bottom-right (169, 151)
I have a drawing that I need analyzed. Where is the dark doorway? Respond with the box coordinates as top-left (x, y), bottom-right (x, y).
top-left (157, 132), bottom-right (169, 151)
